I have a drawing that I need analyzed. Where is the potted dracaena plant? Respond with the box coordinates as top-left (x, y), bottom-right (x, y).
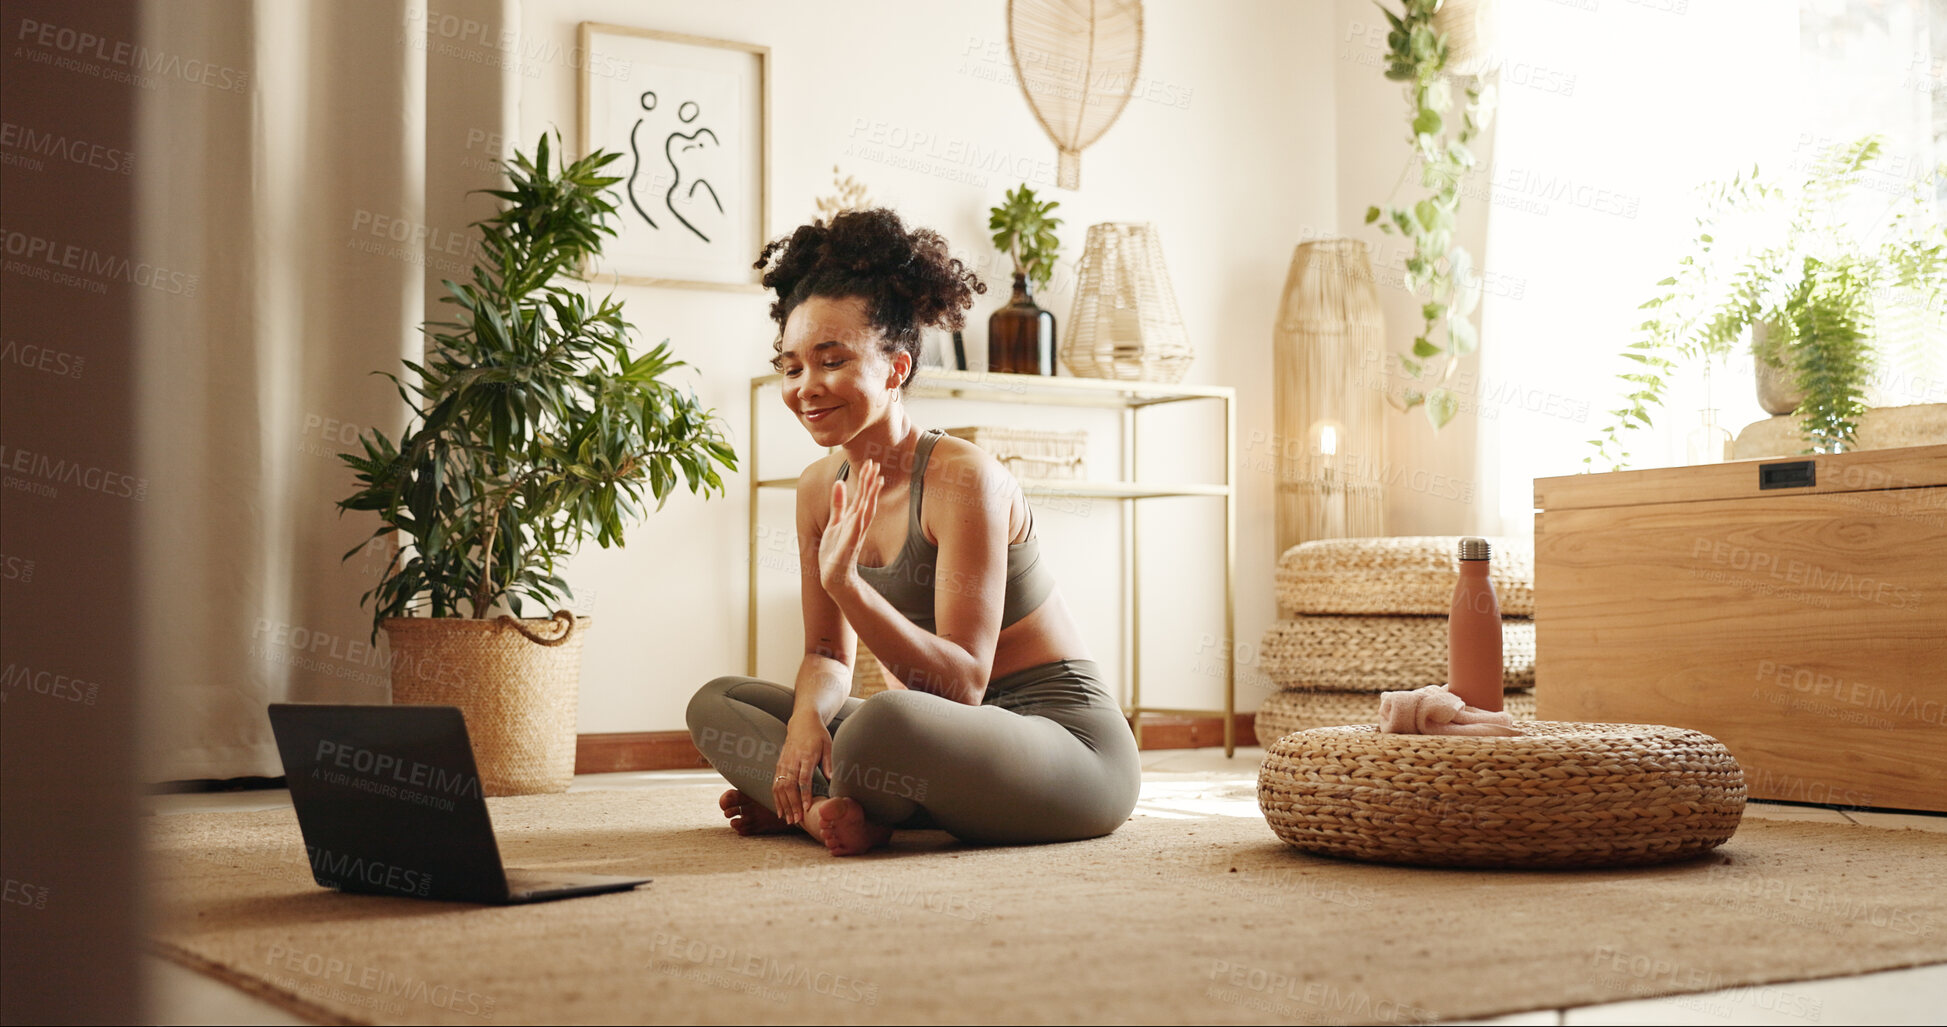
top-left (337, 131), bottom-right (738, 795)
top-left (986, 183), bottom-right (1063, 376)
top-left (1588, 134), bottom-right (1945, 467)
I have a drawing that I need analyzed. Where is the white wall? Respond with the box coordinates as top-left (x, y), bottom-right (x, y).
top-left (497, 0), bottom-right (1340, 732)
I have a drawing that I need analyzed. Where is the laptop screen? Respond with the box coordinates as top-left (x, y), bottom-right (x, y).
top-left (268, 704), bottom-right (509, 902)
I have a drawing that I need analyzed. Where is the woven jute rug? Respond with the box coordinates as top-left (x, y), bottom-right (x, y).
top-left (148, 787), bottom-right (1946, 1025)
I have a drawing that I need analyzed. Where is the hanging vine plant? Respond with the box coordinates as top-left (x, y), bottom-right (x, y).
top-left (1364, 0), bottom-right (1497, 429)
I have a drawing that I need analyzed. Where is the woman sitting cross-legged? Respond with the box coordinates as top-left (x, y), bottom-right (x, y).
top-left (685, 207), bottom-right (1141, 856)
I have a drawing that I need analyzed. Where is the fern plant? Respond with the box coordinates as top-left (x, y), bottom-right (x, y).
top-left (1589, 134), bottom-right (1946, 467)
top-left (1780, 256), bottom-right (1874, 451)
top-left (337, 131), bottom-right (740, 640)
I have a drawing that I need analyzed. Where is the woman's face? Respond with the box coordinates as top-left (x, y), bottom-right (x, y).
top-left (777, 294), bottom-right (909, 445)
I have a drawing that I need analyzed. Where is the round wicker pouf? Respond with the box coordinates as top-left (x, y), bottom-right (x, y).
top-left (1257, 723), bottom-right (1746, 869)
top-left (1252, 688), bottom-right (1536, 748)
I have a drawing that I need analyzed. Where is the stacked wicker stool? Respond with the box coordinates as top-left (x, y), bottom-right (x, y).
top-left (1254, 536), bottom-right (1538, 747)
top-left (1257, 722), bottom-right (1747, 868)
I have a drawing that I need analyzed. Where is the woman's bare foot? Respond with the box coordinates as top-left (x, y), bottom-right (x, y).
top-left (719, 789), bottom-right (791, 835)
top-left (803, 796), bottom-right (893, 856)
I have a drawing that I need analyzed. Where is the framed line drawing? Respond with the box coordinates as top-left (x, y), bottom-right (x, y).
top-left (578, 23), bottom-right (770, 291)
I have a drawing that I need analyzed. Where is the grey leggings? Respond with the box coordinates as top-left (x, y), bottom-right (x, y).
top-left (685, 658), bottom-right (1142, 844)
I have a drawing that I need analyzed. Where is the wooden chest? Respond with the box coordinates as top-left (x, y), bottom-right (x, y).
top-left (1533, 445), bottom-right (1947, 812)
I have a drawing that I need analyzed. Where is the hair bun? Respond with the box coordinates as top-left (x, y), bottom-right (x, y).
top-left (758, 208), bottom-right (986, 392)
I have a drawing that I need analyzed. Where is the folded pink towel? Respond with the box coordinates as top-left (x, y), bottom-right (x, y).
top-left (1377, 684), bottom-right (1521, 736)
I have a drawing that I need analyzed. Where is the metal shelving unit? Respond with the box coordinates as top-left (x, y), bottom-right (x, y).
top-left (747, 368), bottom-right (1238, 756)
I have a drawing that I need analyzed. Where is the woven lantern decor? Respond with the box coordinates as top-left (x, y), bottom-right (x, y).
top-left (1007, 0), bottom-right (1143, 189)
top-left (1063, 222), bottom-right (1193, 383)
top-left (1273, 239), bottom-right (1386, 555)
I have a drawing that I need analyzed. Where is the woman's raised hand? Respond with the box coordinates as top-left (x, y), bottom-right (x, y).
top-left (773, 711), bottom-right (834, 826)
top-left (819, 458), bottom-right (883, 593)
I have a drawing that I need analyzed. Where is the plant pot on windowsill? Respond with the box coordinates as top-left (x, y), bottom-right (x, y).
top-left (383, 612), bottom-right (589, 796)
top-left (1752, 321), bottom-right (1806, 415)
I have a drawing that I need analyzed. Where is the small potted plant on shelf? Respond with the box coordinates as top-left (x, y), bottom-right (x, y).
top-left (1588, 135), bottom-right (1945, 467)
top-left (337, 131), bottom-right (739, 795)
top-left (987, 183), bottom-right (1063, 376)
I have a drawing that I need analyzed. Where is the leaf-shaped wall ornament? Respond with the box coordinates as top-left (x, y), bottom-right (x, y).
top-left (1007, 0), bottom-right (1143, 190)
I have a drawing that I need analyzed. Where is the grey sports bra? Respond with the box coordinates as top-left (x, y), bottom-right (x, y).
top-left (836, 428), bottom-right (1056, 633)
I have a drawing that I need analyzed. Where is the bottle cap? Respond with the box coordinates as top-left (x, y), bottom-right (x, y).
top-left (1457, 537), bottom-right (1491, 561)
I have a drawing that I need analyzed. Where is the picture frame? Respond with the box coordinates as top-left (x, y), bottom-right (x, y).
top-left (577, 23), bottom-right (770, 292)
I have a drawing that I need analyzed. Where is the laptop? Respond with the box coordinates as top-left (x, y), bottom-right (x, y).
top-left (267, 703), bottom-right (650, 904)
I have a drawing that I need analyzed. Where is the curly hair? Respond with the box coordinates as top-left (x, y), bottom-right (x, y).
top-left (754, 207), bottom-right (985, 391)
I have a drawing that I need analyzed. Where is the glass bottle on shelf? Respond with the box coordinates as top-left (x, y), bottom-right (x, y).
top-left (987, 273), bottom-right (1056, 375)
top-left (1687, 408), bottom-right (1734, 464)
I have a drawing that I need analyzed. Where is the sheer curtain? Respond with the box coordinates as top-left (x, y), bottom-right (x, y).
top-left (1478, 0), bottom-right (1830, 535)
top-left (134, 0), bottom-right (518, 779)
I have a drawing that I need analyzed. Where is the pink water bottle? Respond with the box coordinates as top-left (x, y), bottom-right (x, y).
top-left (1447, 537), bottom-right (1503, 712)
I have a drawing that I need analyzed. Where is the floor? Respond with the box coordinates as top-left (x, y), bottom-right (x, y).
top-left (148, 745), bottom-right (1947, 1025)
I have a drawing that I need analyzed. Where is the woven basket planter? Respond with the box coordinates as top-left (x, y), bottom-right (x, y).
top-left (1253, 688), bottom-right (1536, 748)
top-left (940, 426), bottom-right (1088, 481)
top-left (1258, 722), bottom-right (1746, 868)
top-left (1275, 535), bottom-right (1535, 617)
top-left (384, 613), bottom-right (587, 796)
top-left (1258, 615), bottom-right (1535, 692)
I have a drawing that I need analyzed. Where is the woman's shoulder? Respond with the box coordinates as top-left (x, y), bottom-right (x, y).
top-left (923, 431), bottom-right (1013, 494)
top-left (795, 452), bottom-right (845, 511)
top-left (921, 431), bottom-right (1028, 543)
